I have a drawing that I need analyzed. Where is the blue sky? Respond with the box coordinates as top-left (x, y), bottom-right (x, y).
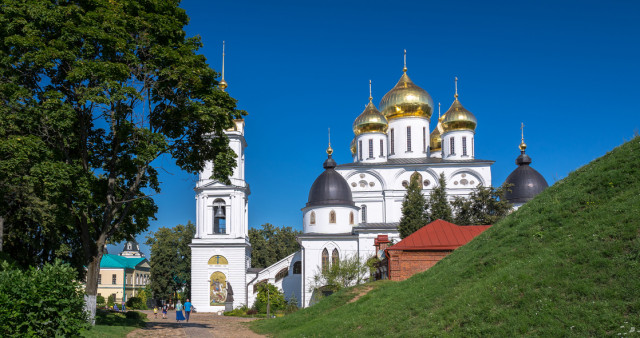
top-left (111, 0), bottom-right (640, 256)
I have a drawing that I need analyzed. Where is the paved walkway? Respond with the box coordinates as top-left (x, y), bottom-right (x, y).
top-left (128, 310), bottom-right (265, 338)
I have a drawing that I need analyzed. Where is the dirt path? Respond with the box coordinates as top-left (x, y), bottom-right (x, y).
top-left (128, 310), bottom-right (265, 338)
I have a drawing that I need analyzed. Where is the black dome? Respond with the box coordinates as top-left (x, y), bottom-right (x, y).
top-left (307, 155), bottom-right (354, 207)
top-left (504, 152), bottom-right (548, 204)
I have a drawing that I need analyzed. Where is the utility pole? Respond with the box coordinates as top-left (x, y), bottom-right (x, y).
top-left (266, 287), bottom-right (270, 318)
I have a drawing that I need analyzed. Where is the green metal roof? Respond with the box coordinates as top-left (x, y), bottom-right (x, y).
top-left (100, 254), bottom-right (147, 269)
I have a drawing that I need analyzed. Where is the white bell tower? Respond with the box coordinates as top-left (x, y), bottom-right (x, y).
top-left (190, 42), bottom-right (251, 312)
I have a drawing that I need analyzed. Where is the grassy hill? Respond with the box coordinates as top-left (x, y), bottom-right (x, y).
top-left (251, 137), bottom-right (640, 337)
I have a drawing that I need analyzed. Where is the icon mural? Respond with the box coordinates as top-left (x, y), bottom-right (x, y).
top-left (210, 271), bottom-right (227, 305)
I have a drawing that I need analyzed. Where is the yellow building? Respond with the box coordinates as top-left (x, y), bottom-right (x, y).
top-left (95, 240), bottom-right (150, 303)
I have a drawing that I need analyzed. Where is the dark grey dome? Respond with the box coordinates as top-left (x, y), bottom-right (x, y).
top-left (504, 152), bottom-right (549, 204)
top-left (122, 239), bottom-right (140, 252)
top-left (307, 155), bottom-right (354, 207)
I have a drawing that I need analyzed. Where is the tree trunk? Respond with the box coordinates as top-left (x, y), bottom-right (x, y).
top-left (84, 255), bottom-right (101, 325)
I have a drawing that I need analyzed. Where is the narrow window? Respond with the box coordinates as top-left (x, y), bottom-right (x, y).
top-left (358, 140), bottom-right (363, 161)
top-left (98, 274), bottom-right (102, 285)
top-left (112, 274), bottom-right (117, 285)
top-left (322, 249), bottom-right (329, 272)
top-left (390, 129), bottom-right (395, 154)
top-left (472, 137), bottom-right (474, 156)
top-left (332, 249), bottom-right (339, 266)
top-left (380, 139), bottom-right (384, 157)
top-left (368, 139), bottom-right (373, 159)
top-left (423, 127), bottom-right (426, 152)
top-left (310, 211), bottom-right (316, 225)
top-left (293, 261), bottom-right (302, 274)
top-left (462, 136), bottom-right (467, 156)
top-left (349, 211), bottom-right (354, 225)
top-left (329, 210), bottom-right (336, 223)
top-left (450, 137), bottom-right (455, 155)
top-left (361, 205), bottom-right (367, 223)
top-left (407, 126), bottom-right (412, 152)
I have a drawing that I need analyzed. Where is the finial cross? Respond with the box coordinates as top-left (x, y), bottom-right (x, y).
top-left (403, 49), bottom-right (407, 72)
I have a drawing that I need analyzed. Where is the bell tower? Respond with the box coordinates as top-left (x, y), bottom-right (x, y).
top-left (190, 42), bottom-right (251, 312)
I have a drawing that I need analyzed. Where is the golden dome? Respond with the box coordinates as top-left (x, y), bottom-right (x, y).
top-left (430, 115), bottom-right (445, 151)
top-left (350, 137), bottom-right (356, 156)
top-left (441, 98), bottom-right (477, 132)
top-left (353, 100), bottom-right (388, 136)
top-left (379, 72), bottom-right (433, 120)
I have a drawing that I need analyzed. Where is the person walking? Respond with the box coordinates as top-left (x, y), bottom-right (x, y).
top-left (175, 300), bottom-right (186, 323)
top-left (153, 306), bottom-right (158, 319)
top-left (184, 298), bottom-right (192, 323)
top-left (162, 303), bottom-right (168, 319)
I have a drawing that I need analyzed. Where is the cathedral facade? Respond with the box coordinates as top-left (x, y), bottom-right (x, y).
top-left (190, 60), bottom-right (496, 311)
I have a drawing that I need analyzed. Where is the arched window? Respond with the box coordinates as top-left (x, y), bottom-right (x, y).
top-left (358, 140), bottom-right (363, 161)
top-left (423, 127), bottom-right (427, 152)
top-left (321, 249), bottom-right (329, 272)
top-left (349, 211), bottom-right (354, 225)
top-left (380, 139), bottom-right (384, 157)
top-left (213, 198), bottom-right (226, 234)
top-left (310, 211), bottom-right (316, 225)
top-left (332, 249), bottom-right (339, 266)
top-left (450, 137), bottom-right (455, 156)
top-left (462, 136), bottom-right (467, 156)
top-left (390, 129), bottom-right (395, 154)
top-left (329, 210), bottom-right (336, 224)
top-left (407, 126), bottom-right (412, 152)
top-left (293, 261), bottom-right (302, 274)
top-left (368, 139), bottom-right (373, 159)
top-left (361, 205), bottom-right (367, 223)
top-left (128, 243), bottom-right (132, 250)
top-left (275, 268), bottom-right (289, 282)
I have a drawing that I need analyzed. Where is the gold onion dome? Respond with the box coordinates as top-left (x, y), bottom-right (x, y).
top-left (430, 114), bottom-right (445, 151)
top-left (353, 100), bottom-right (388, 136)
top-left (441, 98), bottom-right (477, 132)
top-left (379, 72), bottom-right (434, 120)
top-left (350, 137), bottom-right (356, 156)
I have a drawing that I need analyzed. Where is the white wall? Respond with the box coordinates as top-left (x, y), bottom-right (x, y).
top-left (387, 117), bottom-right (430, 159)
top-left (355, 132), bottom-right (387, 164)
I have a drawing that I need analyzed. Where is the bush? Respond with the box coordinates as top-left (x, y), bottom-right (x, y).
top-left (254, 283), bottom-right (286, 314)
top-left (126, 296), bottom-right (147, 310)
top-left (0, 260), bottom-right (88, 336)
top-left (125, 311), bottom-right (146, 320)
top-left (96, 295), bottom-right (106, 307)
top-left (107, 294), bottom-right (116, 307)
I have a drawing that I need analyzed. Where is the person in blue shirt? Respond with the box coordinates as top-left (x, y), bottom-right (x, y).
top-left (184, 299), bottom-right (192, 323)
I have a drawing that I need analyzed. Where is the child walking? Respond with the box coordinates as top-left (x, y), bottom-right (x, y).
top-left (153, 306), bottom-right (158, 319)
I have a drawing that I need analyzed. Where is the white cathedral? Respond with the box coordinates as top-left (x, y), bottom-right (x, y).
top-left (190, 54), bottom-right (496, 311)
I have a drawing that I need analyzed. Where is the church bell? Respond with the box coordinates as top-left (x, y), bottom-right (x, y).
top-left (214, 206), bottom-right (226, 219)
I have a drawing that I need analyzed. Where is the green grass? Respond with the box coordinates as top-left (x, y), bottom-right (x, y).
top-left (251, 137), bottom-right (640, 337)
top-left (80, 310), bottom-right (146, 338)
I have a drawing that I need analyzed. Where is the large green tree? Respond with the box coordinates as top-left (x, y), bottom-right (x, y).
top-left (146, 222), bottom-right (195, 302)
top-left (249, 223), bottom-right (301, 268)
top-left (427, 172), bottom-right (453, 223)
top-left (398, 172), bottom-right (429, 238)
top-left (451, 184), bottom-right (512, 225)
top-left (0, 0), bottom-right (243, 321)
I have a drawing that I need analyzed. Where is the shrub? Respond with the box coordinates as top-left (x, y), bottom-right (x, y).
top-left (96, 295), bottom-right (106, 307)
top-left (107, 294), bottom-right (116, 307)
top-left (254, 283), bottom-right (286, 314)
top-left (125, 311), bottom-right (146, 320)
top-left (126, 296), bottom-right (147, 310)
top-left (0, 260), bottom-right (88, 336)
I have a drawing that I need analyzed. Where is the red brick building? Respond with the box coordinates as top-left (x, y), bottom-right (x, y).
top-left (379, 220), bottom-right (491, 281)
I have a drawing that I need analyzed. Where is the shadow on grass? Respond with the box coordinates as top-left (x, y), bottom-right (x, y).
top-left (81, 310), bottom-right (147, 338)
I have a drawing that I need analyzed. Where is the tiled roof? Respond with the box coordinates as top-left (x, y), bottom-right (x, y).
top-left (388, 219), bottom-right (490, 251)
top-left (100, 254), bottom-right (147, 269)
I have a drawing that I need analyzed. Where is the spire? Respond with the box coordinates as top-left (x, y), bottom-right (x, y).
top-left (519, 122), bottom-right (527, 152)
top-left (438, 102), bottom-right (441, 118)
top-left (369, 80), bottom-right (372, 101)
top-left (220, 41), bottom-right (228, 92)
top-left (403, 49), bottom-right (407, 72)
top-left (454, 76), bottom-right (458, 99)
top-left (327, 128), bottom-right (333, 156)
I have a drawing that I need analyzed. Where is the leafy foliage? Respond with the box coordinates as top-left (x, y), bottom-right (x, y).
top-left (310, 254), bottom-right (369, 294)
top-left (0, 260), bottom-right (88, 336)
top-left (146, 222), bottom-right (195, 301)
top-left (427, 172), bottom-right (453, 223)
top-left (125, 296), bottom-right (146, 310)
top-left (0, 0), bottom-right (244, 319)
top-left (255, 283), bottom-right (286, 314)
top-left (398, 172), bottom-right (429, 238)
top-left (249, 223), bottom-right (301, 268)
top-left (451, 184), bottom-right (512, 225)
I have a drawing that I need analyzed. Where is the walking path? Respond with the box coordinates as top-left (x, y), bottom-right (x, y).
top-left (128, 310), bottom-right (265, 338)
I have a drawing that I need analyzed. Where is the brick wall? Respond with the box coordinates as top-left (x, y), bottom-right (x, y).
top-left (387, 250), bottom-right (451, 281)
